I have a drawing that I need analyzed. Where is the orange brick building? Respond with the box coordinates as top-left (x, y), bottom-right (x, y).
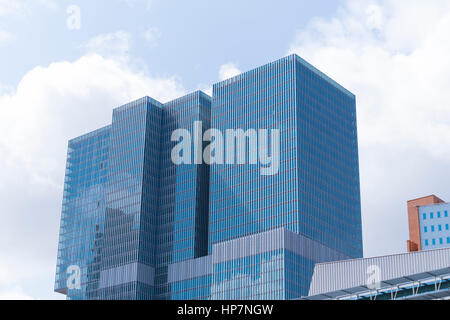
top-left (407, 195), bottom-right (445, 252)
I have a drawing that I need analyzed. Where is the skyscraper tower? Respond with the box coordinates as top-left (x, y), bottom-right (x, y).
top-left (55, 54), bottom-right (362, 300)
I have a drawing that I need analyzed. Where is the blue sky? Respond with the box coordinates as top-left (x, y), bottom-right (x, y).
top-left (0, 0), bottom-right (343, 90)
top-left (1, 0), bottom-right (450, 300)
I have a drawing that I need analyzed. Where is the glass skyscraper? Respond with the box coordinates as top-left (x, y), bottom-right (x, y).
top-left (55, 54), bottom-right (362, 300)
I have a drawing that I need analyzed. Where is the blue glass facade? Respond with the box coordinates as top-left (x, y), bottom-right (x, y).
top-left (209, 55), bottom-right (362, 259)
top-left (55, 93), bottom-right (212, 300)
top-left (209, 56), bottom-right (299, 249)
top-left (210, 249), bottom-right (315, 300)
top-left (55, 54), bottom-right (362, 300)
top-left (168, 228), bottom-right (348, 300)
top-left (294, 55), bottom-right (362, 258)
top-left (168, 256), bottom-right (213, 300)
top-left (155, 91), bottom-right (211, 299)
top-left (98, 97), bottom-right (163, 300)
top-left (204, 55), bottom-right (362, 299)
top-left (55, 126), bottom-right (110, 299)
top-left (211, 249), bottom-right (286, 300)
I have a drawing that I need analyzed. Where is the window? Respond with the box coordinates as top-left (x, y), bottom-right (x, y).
top-left (431, 226), bottom-right (435, 232)
top-left (447, 237), bottom-right (450, 244)
top-left (425, 239), bottom-right (429, 246)
top-left (437, 212), bottom-right (441, 218)
top-left (423, 213), bottom-right (427, 220)
top-left (432, 239), bottom-right (436, 245)
top-left (439, 238), bottom-right (443, 245)
top-left (430, 212), bottom-right (434, 219)
top-left (445, 211), bottom-right (448, 217)
top-left (446, 224), bottom-right (449, 230)
top-left (424, 226), bottom-right (428, 233)
top-left (438, 225), bottom-right (442, 231)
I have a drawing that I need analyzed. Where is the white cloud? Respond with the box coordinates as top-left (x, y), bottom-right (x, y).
top-left (218, 62), bottom-right (241, 81)
top-left (121, 0), bottom-right (153, 11)
top-left (0, 286), bottom-right (34, 300)
top-left (0, 251), bottom-right (57, 299)
top-left (0, 0), bottom-right (21, 15)
top-left (0, 30), bottom-right (13, 43)
top-left (0, 0), bottom-right (57, 16)
top-left (0, 53), bottom-right (185, 299)
top-left (0, 83), bottom-right (12, 94)
top-left (365, 4), bottom-right (383, 31)
top-left (83, 31), bottom-right (132, 59)
top-left (143, 27), bottom-right (162, 46)
top-left (0, 53), bottom-right (184, 186)
top-left (289, 0), bottom-right (450, 257)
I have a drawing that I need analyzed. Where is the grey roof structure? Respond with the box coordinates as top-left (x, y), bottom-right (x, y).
top-left (304, 248), bottom-right (450, 300)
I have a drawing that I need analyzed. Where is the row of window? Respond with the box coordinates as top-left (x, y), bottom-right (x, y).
top-left (423, 211), bottom-right (449, 220)
top-left (424, 224), bottom-right (450, 233)
top-left (424, 237), bottom-right (450, 246)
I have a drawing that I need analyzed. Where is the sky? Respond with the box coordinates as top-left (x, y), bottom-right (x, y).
top-left (0, 0), bottom-right (450, 300)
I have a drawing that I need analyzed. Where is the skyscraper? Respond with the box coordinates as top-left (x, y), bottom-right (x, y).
top-left (54, 125), bottom-right (111, 299)
top-left (155, 92), bottom-right (212, 299)
top-left (55, 54), bottom-right (362, 300)
top-left (55, 93), bottom-right (211, 300)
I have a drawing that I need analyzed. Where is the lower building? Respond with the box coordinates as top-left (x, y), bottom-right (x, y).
top-left (303, 248), bottom-right (450, 300)
top-left (169, 228), bottom-right (348, 300)
top-left (407, 195), bottom-right (450, 252)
